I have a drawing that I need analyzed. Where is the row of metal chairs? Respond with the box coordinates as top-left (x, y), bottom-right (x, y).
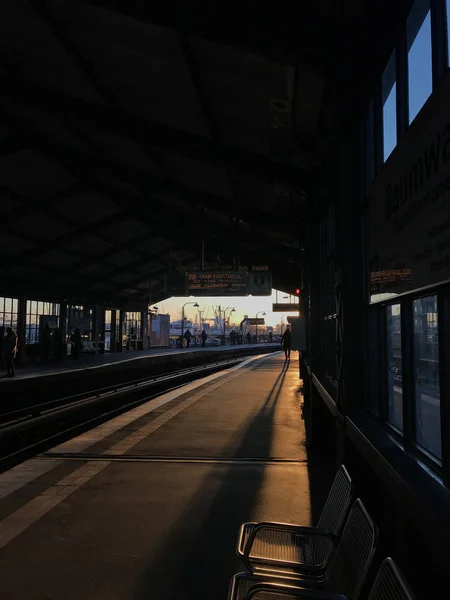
top-left (229, 465), bottom-right (416, 600)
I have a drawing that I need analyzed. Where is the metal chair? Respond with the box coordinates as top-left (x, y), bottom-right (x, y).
top-left (229, 499), bottom-right (377, 600)
top-left (231, 558), bottom-right (414, 600)
top-left (237, 465), bottom-right (352, 575)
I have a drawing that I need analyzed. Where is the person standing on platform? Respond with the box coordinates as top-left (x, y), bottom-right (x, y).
top-left (4, 327), bottom-right (18, 377)
top-left (246, 331), bottom-right (251, 345)
top-left (71, 328), bottom-right (82, 360)
top-left (184, 329), bottom-right (192, 349)
top-left (201, 330), bottom-right (207, 348)
top-left (281, 325), bottom-right (292, 360)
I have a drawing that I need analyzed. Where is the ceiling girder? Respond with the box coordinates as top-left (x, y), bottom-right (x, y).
top-left (1, 77), bottom-right (314, 191)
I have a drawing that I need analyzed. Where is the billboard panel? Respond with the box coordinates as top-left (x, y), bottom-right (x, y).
top-left (368, 72), bottom-right (450, 302)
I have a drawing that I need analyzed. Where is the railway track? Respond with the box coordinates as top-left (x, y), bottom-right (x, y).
top-left (0, 357), bottom-right (243, 472)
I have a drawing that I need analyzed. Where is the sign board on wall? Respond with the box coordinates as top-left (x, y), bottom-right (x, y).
top-left (368, 73), bottom-right (450, 302)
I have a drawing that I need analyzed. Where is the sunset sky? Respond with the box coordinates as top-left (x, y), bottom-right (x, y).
top-left (153, 289), bottom-right (299, 327)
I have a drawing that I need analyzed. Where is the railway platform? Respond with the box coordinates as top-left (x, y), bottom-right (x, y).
top-left (1, 343), bottom-right (280, 383)
top-left (0, 353), bottom-right (332, 600)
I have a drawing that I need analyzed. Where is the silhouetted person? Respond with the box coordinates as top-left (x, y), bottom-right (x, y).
top-left (184, 329), bottom-right (192, 349)
top-left (52, 328), bottom-right (64, 362)
top-left (282, 325), bottom-right (292, 360)
top-left (40, 324), bottom-right (52, 363)
top-left (71, 328), bottom-right (82, 360)
top-left (201, 330), bottom-right (207, 348)
top-left (268, 331), bottom-right (273, 343)
top-left (4, 327), bottom-right (17, 377)
top-left (246, 331), bottom-right (251, 345)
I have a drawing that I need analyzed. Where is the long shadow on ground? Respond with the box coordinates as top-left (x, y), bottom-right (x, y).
top-left (134, 356), bottom-right (332, 600)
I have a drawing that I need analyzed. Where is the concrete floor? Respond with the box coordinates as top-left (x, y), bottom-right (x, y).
top-left (0, 353), bottom-right (331, 600)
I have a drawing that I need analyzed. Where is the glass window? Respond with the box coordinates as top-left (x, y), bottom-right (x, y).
top-left (387, 304), bottom-right (403, 430)
top-left (0, 296), bottom-right (19, 330)
top-left (413, 296), bottom-right (441, 458)
top-left (382, 52), bottom-right (397, 161)
top-left (407, 7), bottom-right (432, 123)
top-left (26, 299), bottom-right (60, 344)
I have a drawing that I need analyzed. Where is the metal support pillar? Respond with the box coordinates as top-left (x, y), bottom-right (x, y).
top-left (16, 295), bottom-right (27, 365)
top-left (60, 301), bottom-right (68, 343)
top-left (110, 309), bottom-right (117, 352)
top-left (142, 311), bottom-right (149, 349)
top-left (119, 310), bottom-right (126, 351)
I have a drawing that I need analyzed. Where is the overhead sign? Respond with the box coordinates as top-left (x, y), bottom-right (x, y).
top-left (247, 318), bottom-right (265, 325)
top-left (272, 303), bottom-right (300, 312)
top-left (368, 72), bottom-right (450, 302)
top-left (166, 270), bottom-right (272, 296)
top-left (188, 271), bottom-right (248, 295)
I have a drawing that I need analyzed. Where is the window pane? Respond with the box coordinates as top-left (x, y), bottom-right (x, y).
top-left (413, 296), bottom-right (441, 458)
top-left (387, 304), bottom-right (403, 430)
top-left (382, 52), bottom-right (397, 161)
top-left (408, 10), bottom-right (432, 124)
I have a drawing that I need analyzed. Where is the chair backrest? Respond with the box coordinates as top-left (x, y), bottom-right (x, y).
top-left (326, 499), bottom-right (377, 600)
top-left (309, 465), bottom-right (353, 566)
top-left (317, 464), bottom-right (353, 535)
top-left (368, 558), bottom-right (416, 600)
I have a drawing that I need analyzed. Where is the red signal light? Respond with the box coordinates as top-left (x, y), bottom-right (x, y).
top-left (295, 288), bottom-right (301, 295)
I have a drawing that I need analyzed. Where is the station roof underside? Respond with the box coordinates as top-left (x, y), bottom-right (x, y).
top-left (0, 1), bottom-right (411, 307)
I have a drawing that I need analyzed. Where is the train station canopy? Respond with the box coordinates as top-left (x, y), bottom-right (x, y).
top-left (0, 0), bottom-right (409, 306)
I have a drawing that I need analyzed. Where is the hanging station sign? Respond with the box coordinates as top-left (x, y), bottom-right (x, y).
top-left (165, 270), bottom-right (272, 296)
top-left (272, 303), bottom-right (300, 312)
top-left (247, 318), bottom-right (265, 325)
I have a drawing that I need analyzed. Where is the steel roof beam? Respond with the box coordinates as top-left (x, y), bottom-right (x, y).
top-left (76, 0), bottom-right (335, 75)
top-left (1, 78), bottom-right (314, 191)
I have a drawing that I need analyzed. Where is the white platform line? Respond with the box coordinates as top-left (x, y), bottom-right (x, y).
top-left (0, 353), bottom-right (273, 549)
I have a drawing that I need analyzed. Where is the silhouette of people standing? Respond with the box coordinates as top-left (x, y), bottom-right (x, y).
top-left (281, 325), bottom-right (292, 360)
top-left (71, 328), bottom-right (82, 360)
top-left (4, 327), bottom-right (18, 377)
top-left (201, 330), bottom-right (207, 348)
top-left (184, 329), bottom-right (192, 349)
top-left (246, 331), bottom-right (251, 345)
